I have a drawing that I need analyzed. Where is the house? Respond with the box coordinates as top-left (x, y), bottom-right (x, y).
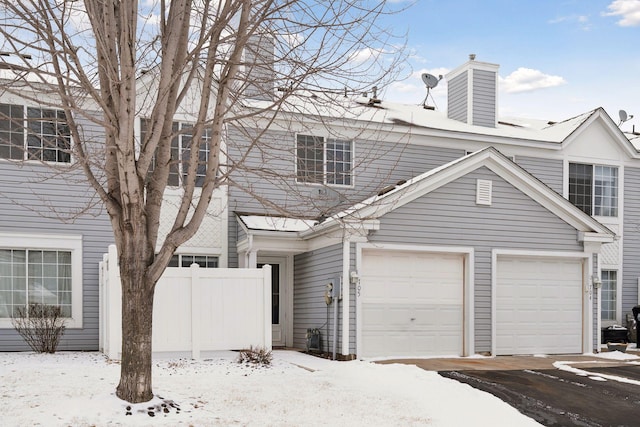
top-left (0, 56), bottom-right (637, 359)
top-left (226, 57), bottom-right (635, 359)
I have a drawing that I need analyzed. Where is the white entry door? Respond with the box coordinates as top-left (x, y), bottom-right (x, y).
top-left (258, 257), bottom-right (286, 347)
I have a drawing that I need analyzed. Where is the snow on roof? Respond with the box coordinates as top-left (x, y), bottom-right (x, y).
top-left (245, 92), bottom-right (597, 144)
top-left (238, 214), bottom-right (317, 232)
top-left (625, 132), bottom-right (640, 151)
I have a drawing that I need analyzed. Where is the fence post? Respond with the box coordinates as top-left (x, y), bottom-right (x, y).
top-left (191, 262), bottom-right (201, 359)
top-left (106, 244), bottom-right (122, 360)
top-left (262, 264), bottom-right (272, 350)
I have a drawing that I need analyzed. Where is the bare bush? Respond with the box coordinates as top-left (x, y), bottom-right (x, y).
top-left (237, 345), bottom-right (273, 366)
top-left (11, 303), bottom-right (67, 353)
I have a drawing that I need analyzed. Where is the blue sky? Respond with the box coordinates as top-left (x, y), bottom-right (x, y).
top-left (378, 0), bottom-right (640, 129)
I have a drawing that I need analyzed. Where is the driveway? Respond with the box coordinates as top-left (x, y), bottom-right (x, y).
top-left (380, 354), bottom-right (640, 427)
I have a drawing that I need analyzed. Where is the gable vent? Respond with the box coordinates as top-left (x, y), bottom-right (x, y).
top-left (476, 179), bottom-right (492, 205)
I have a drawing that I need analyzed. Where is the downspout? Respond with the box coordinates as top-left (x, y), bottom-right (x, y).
top-left (332, 286), bottom-right (339, 360)
top-left (596, 254), bottom-right (602, 352)
top-left (342, 239), bottom-right (350, 357)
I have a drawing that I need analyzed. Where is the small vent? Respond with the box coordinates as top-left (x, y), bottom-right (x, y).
top-left (476, 179), bottom-right (492, 205)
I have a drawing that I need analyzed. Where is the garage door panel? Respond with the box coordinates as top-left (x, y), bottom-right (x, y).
top-left (496, 256), bottom-right (583, 355)
top-left (360, 250), bottom-right (464, 358)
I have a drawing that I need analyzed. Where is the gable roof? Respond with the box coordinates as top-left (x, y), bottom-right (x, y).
top-left (302, 147), bottom-right (615, 243)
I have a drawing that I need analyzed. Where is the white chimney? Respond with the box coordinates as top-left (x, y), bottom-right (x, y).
top-left (446, 55), bottom-right (499, 128)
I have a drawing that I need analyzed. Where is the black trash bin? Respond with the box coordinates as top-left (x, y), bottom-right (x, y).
top-left (602, 325), bottom-right (628, 344)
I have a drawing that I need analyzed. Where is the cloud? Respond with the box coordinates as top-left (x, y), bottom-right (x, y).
top-left (548, 14), bottom-right (592, 30)
top-left (603, 0), bottom-right (640, 26)
top-left (348, 47), bottom-right (386, 64)
top-left (500, 68), bottom-right (566, 93)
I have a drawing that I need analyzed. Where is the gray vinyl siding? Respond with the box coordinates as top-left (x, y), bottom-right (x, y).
top-left (0, 164), bottom-right (113, 351)
top-left (243, 34), bottom-right (275, 102)
top-left (367, 167), bottom-right (584, 353)
top-left (515, 156), bottom-right (564, 194)
top-left (293, 244), bottom-right (343, 353)
top-left (227, 124), bottom-right (462, 266)
top-left (471, 70), bottom-right (496, 128)
top-left (623, 167), bottom-right (640, 318)
top-left (447, 71), bottom-right (468, 123)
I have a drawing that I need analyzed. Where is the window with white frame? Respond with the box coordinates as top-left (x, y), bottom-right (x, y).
top-left (0, 104), bottom-right (71, 163)
top-left (168, 254), bottom-right (219, 268)
top-left (0, 234), bottom-right (82, 327)
top-left (140, 119), bottom-right (210, 187)
top-left (568, 163), bottom-right (618, 217)
top-left (601, 269), bottom-right (617, 321)
top-left (296, 134), bottom-right (352, 186)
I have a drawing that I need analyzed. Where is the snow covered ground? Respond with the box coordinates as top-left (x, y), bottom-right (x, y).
top-left (0, 349), bottom-right (545, 427)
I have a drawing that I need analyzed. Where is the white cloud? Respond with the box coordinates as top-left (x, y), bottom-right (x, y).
top-left (603, 0), bottom-right (640, 26)
top-left (548, 14), bottom-right (592, 30)
top-left (500, 68), bottom-right (566, 94)
top-left (348, 47), bottom-right (386, 64)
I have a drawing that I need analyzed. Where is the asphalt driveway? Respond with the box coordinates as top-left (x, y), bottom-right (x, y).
top-left (380, 355), bottom-right (640, 427)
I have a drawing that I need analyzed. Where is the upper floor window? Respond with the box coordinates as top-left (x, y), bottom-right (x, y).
top-left (0, 104), bottom-right (71, 163)
top-left (296, 134), bottom-right (352, 186)
top-left (168, 254), bottom-right (218, 268)
top-left (140, 119), bottom-right (210, 187)
top-left (568, 163), bottom-right (618, 217)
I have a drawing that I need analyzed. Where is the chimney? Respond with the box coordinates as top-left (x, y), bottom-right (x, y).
top-left (446, 54), bottom-right (499, 128)
top-left (243, 32), bottom-right (276, 102)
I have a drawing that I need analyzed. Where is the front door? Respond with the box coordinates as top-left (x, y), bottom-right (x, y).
top-left (258, 257), bottom-right (285, 346)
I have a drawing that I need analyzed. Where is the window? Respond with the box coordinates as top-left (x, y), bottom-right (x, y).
top-left (0, 104), bottom-right (71, 163)
top-left (168, 254), bottom-right (219, 268)
top-left (601, 270), bottom-right (617, 321)
top-left (0, 104), bottom-right (24, 160)
top-left (568, 163), bottom-right (618, 217)
top-left (296, 134), bottom-right (352, 186)
top-left (0, 234), bottom-right (82, 328)
top-left (140, 119), bottom-right (210, 187)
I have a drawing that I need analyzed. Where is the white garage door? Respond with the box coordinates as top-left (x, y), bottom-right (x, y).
top-left (359, 249), bottom-right (464, 358)
top-left (496, 256), bottom-right (584, 355)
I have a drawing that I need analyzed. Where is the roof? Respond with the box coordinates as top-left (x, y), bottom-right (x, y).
top-left (237, 214), bottom-right (316, 232)
top-left (304, 147), bottom-right (615, 242)
top-left (245, 92), bottom-right (600, 144)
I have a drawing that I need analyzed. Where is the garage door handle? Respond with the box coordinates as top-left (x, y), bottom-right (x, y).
top-left (410, 318), bottom-right (416, 321)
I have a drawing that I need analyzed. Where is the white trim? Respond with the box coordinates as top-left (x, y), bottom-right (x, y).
top-left (0, 232), bottom-right (83, 329)
top-left (491, 249), bottom-right (591, 356)
top-left (257, 254), bottom-right (293, 347)
top-left (355, 243), bottom-right (474, 357)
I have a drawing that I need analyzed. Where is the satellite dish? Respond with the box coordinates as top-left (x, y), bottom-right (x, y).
top-left (421, 73), bottom-right (443, 109)
top-left (421, 73), bottom-right (442, 89)
top-left (619, 109), bottom-right (634, 126)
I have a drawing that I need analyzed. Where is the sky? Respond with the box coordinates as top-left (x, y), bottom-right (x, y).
top-left (378, 0), bottom-right (640, 130)
top-left (2, 349), bottom-right (638, 426)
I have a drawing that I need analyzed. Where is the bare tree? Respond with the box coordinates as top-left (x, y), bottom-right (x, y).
top-left (0, 0), bottom-right (404, 403)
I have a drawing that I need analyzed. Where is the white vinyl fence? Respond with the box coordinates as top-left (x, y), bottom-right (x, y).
top-left (99, 245), bottom-right (271, 360)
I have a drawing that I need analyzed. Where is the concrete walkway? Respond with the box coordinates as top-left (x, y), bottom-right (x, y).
top-left (377, 350), bottom-right (639, 371)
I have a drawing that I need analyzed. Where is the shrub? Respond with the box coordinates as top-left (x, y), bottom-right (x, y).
top-left (11, 303), bottom-right (67, 353)
top-left (237, 345), bottom-right (272, 366)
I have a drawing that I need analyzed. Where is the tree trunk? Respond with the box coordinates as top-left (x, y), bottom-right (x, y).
top-left (116, 263), bottom-right (155, 403)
